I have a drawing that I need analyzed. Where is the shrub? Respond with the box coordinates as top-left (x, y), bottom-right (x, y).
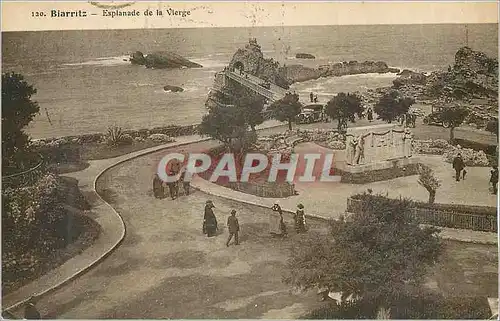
top-left (106, 126), bottom-right (132, 146)
top-left (147, 133), bottom-right (174, 143)
top-left (443, 147), bottom-right (490, 166)
top-left (417, 164), bottom-right (441, 204)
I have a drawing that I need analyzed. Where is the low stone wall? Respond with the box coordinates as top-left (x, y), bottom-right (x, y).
top-left (347, 197), bottom-right (497, 232)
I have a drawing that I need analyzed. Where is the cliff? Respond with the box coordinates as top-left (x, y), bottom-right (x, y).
top-left (130, 51), bottom-right (202, 69)
top-left (228, 38), bottom-right (290, 89)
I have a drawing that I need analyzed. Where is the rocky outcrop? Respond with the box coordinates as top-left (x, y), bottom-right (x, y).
top-left (281, 61), bottom-right (400, 84)
top-left (130, 51), bottom-right (202, 69)
top-left (295, 53), bottom-right (315, 59)
top-left (163, 85), bottom-right (184, 92)
top-left (393, 69), bottom-right (428, 88)
top-left (228, 38), bottom-right (290, 89)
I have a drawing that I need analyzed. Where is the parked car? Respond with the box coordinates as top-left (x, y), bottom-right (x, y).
top-left (296, 104), bottom-right (325, 124)
top-left (259, 82), bottom-right (271, 89)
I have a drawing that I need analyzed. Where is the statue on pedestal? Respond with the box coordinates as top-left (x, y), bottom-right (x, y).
top-left (346, 136), bottom-right (357, 165)
top-left (354, 135), bottom-right (365, 164)
top-left (403, 128), bottom-right (413, 157)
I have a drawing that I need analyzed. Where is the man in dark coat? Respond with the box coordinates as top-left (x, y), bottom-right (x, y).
top-left (226, 209), bottom-right (240, 246)
top-left (166, 170), bottom-right (178, 200)
top-left (490, 166), bottom-right (498, 195)
top-left (179, 168), bottom-right (190, 196)
top-left (452, 153), bottom-right (465, 182)
top-left (203, 200), bottom-right (218, 237)
top-left (367, 107), bottom-right (373, 122)
top-left (310, 92), bottom-right (314, 102)
top-left (152, 173), bottom-right (164, 199)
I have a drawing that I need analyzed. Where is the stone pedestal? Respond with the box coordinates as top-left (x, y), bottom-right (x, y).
top-left (339, 124), bottom-right (420, 183)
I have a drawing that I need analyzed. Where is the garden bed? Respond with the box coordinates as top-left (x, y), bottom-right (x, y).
top-left (2, 175), bottom-right (99, 294)
top-left (348, 193), bottom-right (497, 232)
top-left (2, 211), bottom-right (101, 294)
top-left (199, 146), bottom-right (297, 198)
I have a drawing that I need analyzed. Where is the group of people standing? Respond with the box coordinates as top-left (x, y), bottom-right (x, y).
top-left (202, 200), bottom-right (308, 247)
top-left (152, 156), bottom-right (191, 200)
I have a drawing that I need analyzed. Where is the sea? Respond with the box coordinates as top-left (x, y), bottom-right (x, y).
top-left (2, 24), bottom-right (498, 139)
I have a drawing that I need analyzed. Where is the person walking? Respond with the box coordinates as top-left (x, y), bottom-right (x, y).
top-left (452, 153), bottom-right (465, 182)
top-left (314, 95), bottom-right (318, 103)
top-left (166, 170), bottom-right (178, 200)
top-left (226, 209), bottom-right (240, 246)
top-left (152, 173), bottom-right (164, 199)
top-left (270, 203), bottom-right (287, 237)
top-left (294, 204), bottom-right (307, 233)
top-left (24, 297), bottom-right (41, 319)
top-left (179, 168), bottom-right (190, 196)
top-left (203, 200), bottom-right (218, 237)
top-left (367, 107), bottom-right (373, 122)
top-left (490, 166), bottom-right (498, 195)
top-left (310, 92), bottom-right (314, 102)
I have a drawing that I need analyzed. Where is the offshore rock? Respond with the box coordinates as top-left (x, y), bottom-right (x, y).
top-left (295, 53), bottom-right (316, 59)
top-left (130, 51), bottom-right (202, 69)
top-left (163, 85), bottom-right (184, 92)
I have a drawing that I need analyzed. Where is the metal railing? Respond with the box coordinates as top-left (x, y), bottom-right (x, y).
top-left (2, 155), bottom-right (46, 189)
top-left (346, 198), bottom-right (497, 232)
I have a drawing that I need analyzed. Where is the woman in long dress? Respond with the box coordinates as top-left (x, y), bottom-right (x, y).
top-left (270, 203), bottom-right (287, 237)
top-left (153, 173), bottom-right (164, 199)
top-left (294, 204), bottom-right (307, 233)
top-left (203, 200), bottom-right (218, 237)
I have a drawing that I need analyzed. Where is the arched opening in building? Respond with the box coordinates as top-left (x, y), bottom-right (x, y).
top-left (233, 61), bottom-right (244, 73)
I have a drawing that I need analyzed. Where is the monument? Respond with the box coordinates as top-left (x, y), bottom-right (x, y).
top-left (340, 124), bottom-right (420, 183)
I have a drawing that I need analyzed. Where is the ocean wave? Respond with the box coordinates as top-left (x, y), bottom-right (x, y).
top-left (129, 82), bottom-right (155, 87)
top-left (62, 55), bottom-right (131, 67)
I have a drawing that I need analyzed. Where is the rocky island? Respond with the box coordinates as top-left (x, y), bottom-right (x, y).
top-left (295, 53), bottom-right (316, 59)
top-left (130, 51), bottom-right (202, 69)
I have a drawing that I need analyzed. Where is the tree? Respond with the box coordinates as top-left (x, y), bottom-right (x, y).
top-left (417, 164), bottom-right (441, 204)
top-left (439, 106), bottom-right (469, 143)
top-left (2, 72), bottom-right (40, 169)
top-left (486, 118), bottom-right (498, 140)
top-left (284, 194), bottom-right (442, 315)
top-left (269, 92), bottom-right (302, 130)
top-left (374, 90), bottom-right (415, 123)
top-left (325, 92), bottom-right (364, 133)
top-left (199, 104), bottom-right (247, 151)
top-left (231, 85), bottom-right (265, 132)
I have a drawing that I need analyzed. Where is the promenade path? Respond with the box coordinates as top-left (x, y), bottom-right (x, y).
top-left (8, 139), bottom-right (497, 319)
top-left (4, 120), bottom-right (497, 318)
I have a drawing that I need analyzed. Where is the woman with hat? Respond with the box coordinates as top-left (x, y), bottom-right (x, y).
top-left (294, 204), bottom-right (307, 233)
top-left (203, 200), bottom-right (218, 237)
top-left (270, 203), bottom-right (287, 237)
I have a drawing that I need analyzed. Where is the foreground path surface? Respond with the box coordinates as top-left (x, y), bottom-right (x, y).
top-left (13, 142), bottom-right (329, 319)
top-left (9, 141), bottom-right (497, 319)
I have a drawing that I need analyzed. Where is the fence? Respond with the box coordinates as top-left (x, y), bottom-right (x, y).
top-left (346, 197), bottom-right (497, 233)
top-left (2, 155), bottom-right (46, 189)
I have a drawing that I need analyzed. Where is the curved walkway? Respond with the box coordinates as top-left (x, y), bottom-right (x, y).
top-left (2, 120), bottom-right (284, 314)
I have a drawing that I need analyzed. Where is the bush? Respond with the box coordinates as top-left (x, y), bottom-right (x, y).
top-left (147, 133), bottom-right (174, 143)
top-left (443, 147), bottom-right (489, 166)
top-left (106, 126), bottom-right (132, 146)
